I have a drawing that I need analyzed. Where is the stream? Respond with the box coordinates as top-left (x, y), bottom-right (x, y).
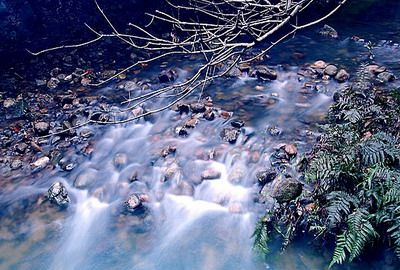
top-left (1, 1), bottom-right (400, 270)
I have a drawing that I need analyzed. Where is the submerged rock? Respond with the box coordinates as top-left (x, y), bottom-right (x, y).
top-left (158, 69), bottom-right (177, 83)
top-left (48, 182), bottom-right (70, 207)
top-left (272, 178), bottom-right (303, 203)
top-left (220, 127), bottom-right (240, 144)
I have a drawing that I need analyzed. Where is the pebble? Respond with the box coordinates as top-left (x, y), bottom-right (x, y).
top-left (190, 102), bottom-right (206, 113)
top-left (220, 127), bottom-right (240, 144)
top-left (324, 64), bottom-right (338, 76)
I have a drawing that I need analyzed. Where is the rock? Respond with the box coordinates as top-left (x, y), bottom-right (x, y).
top-left (377, 71), bottom-right (395, 83)
top-left (204, 109), bottom-right (216, 121)
top-left (158, 69), bottom-right (177, 83)
top-left (311, 60), bottom-right (327, 69)
top-left (366, 64), bottom-right (386, 75)
top-left (175, 126), bottom-right (189, 137)
top-left (79, 128), bottom-right (94, 138)
top-left (14, 142), bottom-right (28, 154)
top-left (231, 119), bottom-right (244, 128)
top-left (124, 81), bottom-right (138, 91)
top-left (190, 102), bottom-right (206, 113)
top-left (256, 169), bottom-right (277, 185)
top-left (284, 144), bottom-right (297, 157)
top-left (201, 168), bottom-right (221, 180)
top-left (59, 158), bottom-right (76, 171)
top-left (220, 127), bottom-right (240, 144)
top-left (48, 182), bottom-right (70, 207)
top-left (324, 64), bottom-right (338, 76)
top-left (272, 178), bottom-right (303, 203)
top-left (3, 98), bottom-right (15, 108)
top-left (160, 145), bottom-right (177, 158)
top-left (125, 194), bottom-right (142, 213)
top-left (267, 126), bottom-right (281, 136)
top-left (318, 24), bottom-right (338, 39)
top-left (47, 77), bottom-right (60, 88)
top-left (34, 122), bottom-right (50, 135)
top-left (177, 103), bottom-right (190, 114)
top-left (238, 63), bottom-right (251, 73)
top-left (31, 156), bottom-right (50, 170)
top-left (335, 69), bottom-right (349, 83)
top-left (185, 117), bottom-right (199, 128)
top-left (74, 169), bottom-right (97, 189)
top-left (10, 159), bottom-right (23, 170)
top-left (4, 99), bottom-right (26, 120)
top-left (254, 65), bottom-right (277, 80)
top-left (114, 153), bottom-right (128, 169)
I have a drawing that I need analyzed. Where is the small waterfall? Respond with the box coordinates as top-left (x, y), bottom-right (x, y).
top-left (50, 191), bottom-right (109, 270)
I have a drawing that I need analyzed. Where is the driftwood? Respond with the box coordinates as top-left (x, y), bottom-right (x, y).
top-left (29, 0), bottom-right (347, 137)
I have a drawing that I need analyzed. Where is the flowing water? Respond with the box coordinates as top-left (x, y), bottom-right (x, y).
top-left (1, 2), bottom-right (400, 270)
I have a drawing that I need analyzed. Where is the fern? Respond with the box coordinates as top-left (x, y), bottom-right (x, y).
top-left (252, 218), bottom-right (270, 255)
top-left (326, 192), bottom-right (359, 227)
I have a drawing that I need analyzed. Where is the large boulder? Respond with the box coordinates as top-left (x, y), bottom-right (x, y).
top-left (271, 178), bottom-right (303, 203)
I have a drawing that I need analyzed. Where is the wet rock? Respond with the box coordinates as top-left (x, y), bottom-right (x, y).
top-left (324, 64), bottom-right (338, 76)
top-left (311, 60), bottom-right (327, 69)
top-left (59, 158), bottom-right (76, 171)
top-left (176, 103), bottom-right (190, 114)
top-left (79, 128), bottom-right (94, 138)
top-left (377, 71), bottom-right (395, 83)
top-left (74, 170), bottom-right (97, 189)
top-left (34, 122), bottom-right (50, 135)
top-left (10, 159), bottom-right (23, 170)
top-left (256, 169), bottom-right (277, 185)
top-left (227, 66), bottom-right (242, 77)
top-left (272, 178), bottom-right (303, 203)
top-left (47, 77), bottom-right (60, 88)
top-left (31, 156), bottom-right (50, 170)
top-left (48, 182), bottom-right (70, 207)
top-left (114, 153), bottom-right (128, 169)
top-left (219, 111), bottom-right (233, 119)
top-left (204, 109), bottom-right (216, 121)
top-left (160, 145), bottom-right (177, 158)
top-left (159, 69), bottom-right (177, 83)
top-left (238, 63), bottom-right (251, 73)
top-left (318, 24), bottom-right (338, 39)
top-left (14, 142), bottom-right (28, 154)
top-left (284, 144), bottom-right (298, 157)
top-left (253, 65), bottom-right (277, 80)
top-left (231, 119), bottom-right (244, 128)
top-left (190, 102), bottom-right (206, 113)
top-left (366, 64), bottom-right (386, 75)
top-left (267, 126), bottom-right (281, 136)
top-left (175, 126), bottom-right (189, 137)
top-left (201, 168), bottom-right (221, 180)
top-left (124, 81), bottom-right (138, 91)
top-left (3, 98), bottom-right (15, 108)
top-left (335, 69), bottom-right (349, 83)
top-left (185, 117), bottom-right (199, 128)
top-left (220, 127), bottom-right (240, 144)
top-left (125, 194), bottom-right (142, 213)
top-left (4, 99), bottom-right (26, 120)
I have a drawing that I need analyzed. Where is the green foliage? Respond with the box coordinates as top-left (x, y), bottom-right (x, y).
top-left (254, 64), bottom-right (400, 267)
top-left (252, 218), bottom-right (270, 255)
